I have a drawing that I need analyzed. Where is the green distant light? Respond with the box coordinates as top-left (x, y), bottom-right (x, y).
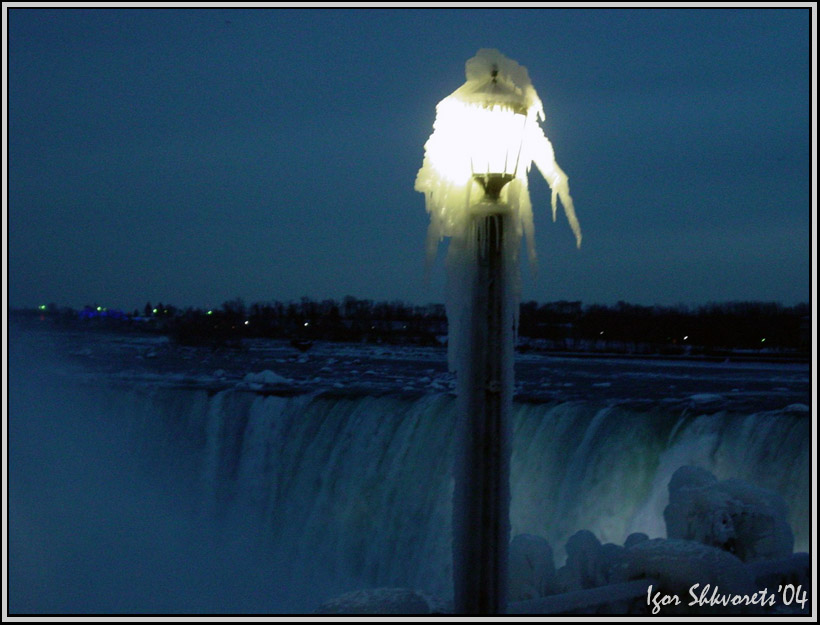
top-left (152, 308), bottom-right (158, 314)
top-left (96, 306), bottom-right (102, 312)
top-left (761, 338), bottom-right (766, 343)
top-left (38, 305), bottom-right (47, 311)
top-left (207, 310), bottom-right (213, 315)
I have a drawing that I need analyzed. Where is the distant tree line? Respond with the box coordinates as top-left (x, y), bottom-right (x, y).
top-left (17, 297), bottom-right (810, 355)
top-left (161, 296), bottom-right (448, 348)
top-left (518, 300), bottom-right (810, 355)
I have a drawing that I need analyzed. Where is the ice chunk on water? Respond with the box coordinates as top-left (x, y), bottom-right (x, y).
top-left (241, 370), bottom-right (290, 386)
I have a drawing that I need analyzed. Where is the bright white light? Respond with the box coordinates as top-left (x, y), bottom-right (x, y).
top-left (423, 100), bottom-right (528, 184)
top-left (416, 48), bottom-right (581, 267)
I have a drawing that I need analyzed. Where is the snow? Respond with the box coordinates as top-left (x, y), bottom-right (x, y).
top-left (664, 466), bottom-right (794, 562)
top-left (240, 369), bottom-right (291, 388)
top-left (621, 538), bottom-right (757, 614)
top-left (556, 530), bottom-right (625, 592)
top-left (508, 533), bottom-right (557, 601)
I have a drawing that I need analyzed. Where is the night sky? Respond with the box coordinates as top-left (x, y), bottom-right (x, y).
top-left (8, 8), bottom-right (812, 312)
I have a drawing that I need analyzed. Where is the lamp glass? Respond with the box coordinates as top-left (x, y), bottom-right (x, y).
top-left (468, 104), bottom-right (527, 179)
top-left (425, 99), bottom-right (527, 187)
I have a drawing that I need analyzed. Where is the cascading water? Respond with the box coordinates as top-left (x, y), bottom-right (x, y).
top-left (114, 386), bottom-right (813, 610)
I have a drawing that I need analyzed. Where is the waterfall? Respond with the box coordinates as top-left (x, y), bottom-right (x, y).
top-left (123, 387), bottom-right (810, 606)
top-left (10, 337), bottom-right (810, 614)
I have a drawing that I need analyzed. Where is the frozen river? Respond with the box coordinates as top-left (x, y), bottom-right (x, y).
top-left (25, 325), bottom-right (811, 409)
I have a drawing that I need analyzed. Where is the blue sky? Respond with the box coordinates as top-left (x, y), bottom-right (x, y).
top-left (8, 7), bottom-right (813, 311)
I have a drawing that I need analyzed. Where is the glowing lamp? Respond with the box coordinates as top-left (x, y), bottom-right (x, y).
top-left (464, 71), bottom-right (528, 202)
top-left (422, 67), bottom-right (528, 206)
top-left (417, 50), bottom-right (581, 615)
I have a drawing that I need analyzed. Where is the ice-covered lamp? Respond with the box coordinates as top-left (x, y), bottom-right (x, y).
top-left (419, 66), bottom-right (528, 204)
top-left (465, 74), bottom-right (529, 203)
top-left (416, 49), bottom-right (581, 616)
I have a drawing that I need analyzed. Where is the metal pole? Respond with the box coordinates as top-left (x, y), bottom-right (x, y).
top-left (453, 207), bottom-right (513, 614)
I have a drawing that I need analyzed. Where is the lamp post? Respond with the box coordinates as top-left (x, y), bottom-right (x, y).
top-left (416, 49), bottom-right (580, 615)
top-left (452, 72), bottom-right (526, 616)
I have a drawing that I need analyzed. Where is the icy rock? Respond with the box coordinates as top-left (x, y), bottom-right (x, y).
top-left (624, 532), bottom-right (649, 549)
top-left (664, 466), bottom-right (794, 562)
top-left (557, 530), bottom-right (623, 592)
top-left (508, 533), bottom-right (557, 601)
top-left (314, 587), bottom-right (444, 614)
top-left (618, 538), bottom-right (756, 614)
top-left (600, 543), bottom-right (626, 577)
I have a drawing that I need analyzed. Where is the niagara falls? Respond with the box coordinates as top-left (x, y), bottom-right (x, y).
top-left (9, 314), bottom-right (811, 614)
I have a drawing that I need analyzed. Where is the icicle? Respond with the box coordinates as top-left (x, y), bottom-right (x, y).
top-left (416, 49), bottom-right (581, 372)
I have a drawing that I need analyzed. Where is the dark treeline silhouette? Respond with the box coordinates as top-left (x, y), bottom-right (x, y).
top-left (15, 297), bottom-right (810, 357)
top-left (518, 300), bottom-right (810, 357)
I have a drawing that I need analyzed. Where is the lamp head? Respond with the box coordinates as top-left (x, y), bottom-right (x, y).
top-left (416, 49), bottom-right (582, 250)
top-left (458, 65), bottom-right (529, 202)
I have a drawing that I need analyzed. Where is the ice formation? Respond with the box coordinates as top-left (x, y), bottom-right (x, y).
top-left (415, 49), bottom-right (580, 372)
top-left (663, 466), bottom-right (794, 562)
top-left (240, 369), bottom-right (291, 388)
top-left (415, 48), bottom-right (581, 262)
top-left (508, 533), bottom-right (557, 601)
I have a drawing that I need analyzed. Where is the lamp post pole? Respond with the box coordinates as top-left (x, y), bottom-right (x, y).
top-left (415, 48), bottom-right (581, 617)
top-left (453, 182), bottom-right (514, 615)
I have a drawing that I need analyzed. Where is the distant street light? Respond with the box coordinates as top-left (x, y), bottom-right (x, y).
top-left (416, 49), bottom-right (580, 615)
